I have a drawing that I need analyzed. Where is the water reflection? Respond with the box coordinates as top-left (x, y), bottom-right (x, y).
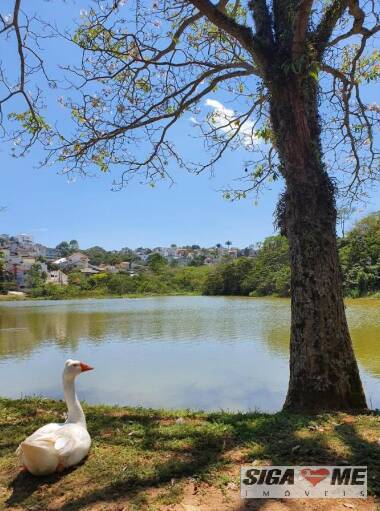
top-left (260, 299), bottom-right (380, 379)
top-left (0, 297), bottom-right (378, 411)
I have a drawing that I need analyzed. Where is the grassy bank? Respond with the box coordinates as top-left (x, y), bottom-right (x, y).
top-left (5, 290), bottom-right (200, 301)
top-left (0, 294), bottom-right (27, 301)
top-left (0, 398), bottom-right (379, 510)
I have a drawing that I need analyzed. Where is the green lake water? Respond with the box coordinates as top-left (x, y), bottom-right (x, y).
top-left (0, 296), bottom-right (379, 412)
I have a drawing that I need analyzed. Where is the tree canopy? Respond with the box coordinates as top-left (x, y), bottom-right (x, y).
top-left (1, 0), bottom-right (379, 202)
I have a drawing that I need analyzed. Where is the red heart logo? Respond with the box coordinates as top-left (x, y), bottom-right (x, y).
top-left (300, 468), bottom-right (330, 486)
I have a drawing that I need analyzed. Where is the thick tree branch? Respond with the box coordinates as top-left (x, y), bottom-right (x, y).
top-left (328, 2), bottom-right (379, 47)
top-left (248, 0), bottom-right (274, 50)
top-left (292, 0), bottom-right (314, 58)
top-left (313, 0), bottom-right (349, 56)
top-left (189, 0), bottom-right (268, 70)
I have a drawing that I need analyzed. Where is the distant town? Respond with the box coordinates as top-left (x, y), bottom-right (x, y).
top-left (0, 233), bottom-right (258, 291)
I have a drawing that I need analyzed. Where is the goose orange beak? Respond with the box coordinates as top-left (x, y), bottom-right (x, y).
top-left (80, 362), bottom-right (94, 372)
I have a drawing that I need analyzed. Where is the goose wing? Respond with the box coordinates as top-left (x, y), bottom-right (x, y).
top-left (16, 423), bottom-right (62, 456)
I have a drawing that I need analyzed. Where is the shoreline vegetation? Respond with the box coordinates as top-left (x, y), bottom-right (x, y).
top-left (1, 397), bottom-right (379, 510)
top-left (2, 213), bottom-right (380, 302)
top-left (2, 291), bottom-right (380, 303)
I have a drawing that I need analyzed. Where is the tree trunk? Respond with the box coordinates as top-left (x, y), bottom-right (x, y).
top-left (269, 76), bottom-right (367, 413)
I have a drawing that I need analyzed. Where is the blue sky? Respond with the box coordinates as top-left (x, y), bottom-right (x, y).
top-left (1, 126), bottom-right (286, 249)
top-left (1, 1), bottom-right (379, 250)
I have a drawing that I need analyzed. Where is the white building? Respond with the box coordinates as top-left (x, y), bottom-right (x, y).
top-left (46, 270), bottom-right (68, 286)
top-left (53, 257), bottom-right (68, 267)
top-left (15, 234), bottom-right (34, 247)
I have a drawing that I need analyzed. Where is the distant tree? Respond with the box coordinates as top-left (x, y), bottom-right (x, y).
top-left (189, 255), bottom-right (206, 267)
top-left (337, 207), bottom-right (357, 238)
top-left (147, 253), bottom-right (168, 273)
top-left (225, 241), bottom-right (232, 248)
top-left (84, 246), bottom-right (107, 265)
top-left (340, 212), bottom-right (380, 296)
top-left (107, 254), bottom-right (123, 266)
top-left (55, 240), bottom-right (80, 257)
top-left (241, 236), bottom-right (290, 296)
top-left (216, 243), bottom-right (222, 250)
top-left (69, 240), bottom-right (79, 252)
top-left (25, 263), bottom-right (47, 289)
top-left (120, 247), bottom-right (139, 263)
top-left (204, 257), bottom-right (255, 295)
top-left (240, 247), bottom-right (251, 257)
top-left (56, 241), bottom-right (71, 257)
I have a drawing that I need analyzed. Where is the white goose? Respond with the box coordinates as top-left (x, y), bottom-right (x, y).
top-left (17, 359), bottom-right (93, 476)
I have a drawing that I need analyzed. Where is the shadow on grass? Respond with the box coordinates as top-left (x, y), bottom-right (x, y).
top-left (233, 419), bottom-right (380, 511)
top-left (6, 469), bottom-right (72, 507)
top-left (2, 399), bottom-right (379, 511)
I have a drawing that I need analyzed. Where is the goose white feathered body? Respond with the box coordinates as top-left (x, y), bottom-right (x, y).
top-left (17, 422), bottom-right (91, 476)
top-left (17, 359), bottom-right (93, 476)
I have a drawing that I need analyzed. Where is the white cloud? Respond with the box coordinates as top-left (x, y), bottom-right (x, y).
top-left (189, 116), bottom-right (200, 126)
top-left (204, 98), bottom-right (259, 147)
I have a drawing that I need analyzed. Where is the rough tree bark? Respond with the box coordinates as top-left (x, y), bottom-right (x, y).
top-left (269, 76), bottom-right (367, 412)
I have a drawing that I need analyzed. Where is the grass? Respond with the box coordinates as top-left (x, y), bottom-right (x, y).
top-left (2, 293), bottom-right (380, 303)
top-left (0, 398), bottom-right (379, 510)
top-left (0, 290), bottom-right (201, 302)
top-left (0, 295), bottom-right (26, 301)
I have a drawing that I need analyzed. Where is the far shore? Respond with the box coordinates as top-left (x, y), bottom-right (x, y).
top-left (1, 292), bottom-right (380, 303)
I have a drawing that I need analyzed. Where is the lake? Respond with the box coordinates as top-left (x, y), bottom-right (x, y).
top-left (0, 296), bottom-right (379, 412)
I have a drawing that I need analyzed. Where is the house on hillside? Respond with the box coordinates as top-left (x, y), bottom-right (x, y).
top-left (9, 260), bottom-right (48, 289)
top-left (67, 252), bottom-right (90, 269)
top-left (46, 270), bottom-right (68, 286)
top-left (53, 257), bottom-right (68, 267)
top-left (80, 267), bottom-right (101, 276)
top-left (99, 264), bottom-right (118, 274)
top-left (228, 248), bottom-right (239, 259)
top-left (118, 261), bottom-right (131, 271)
top-left (15, 234), bottom-right (34, 247)
top-left (35, 244), bottom-right (59, 261)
